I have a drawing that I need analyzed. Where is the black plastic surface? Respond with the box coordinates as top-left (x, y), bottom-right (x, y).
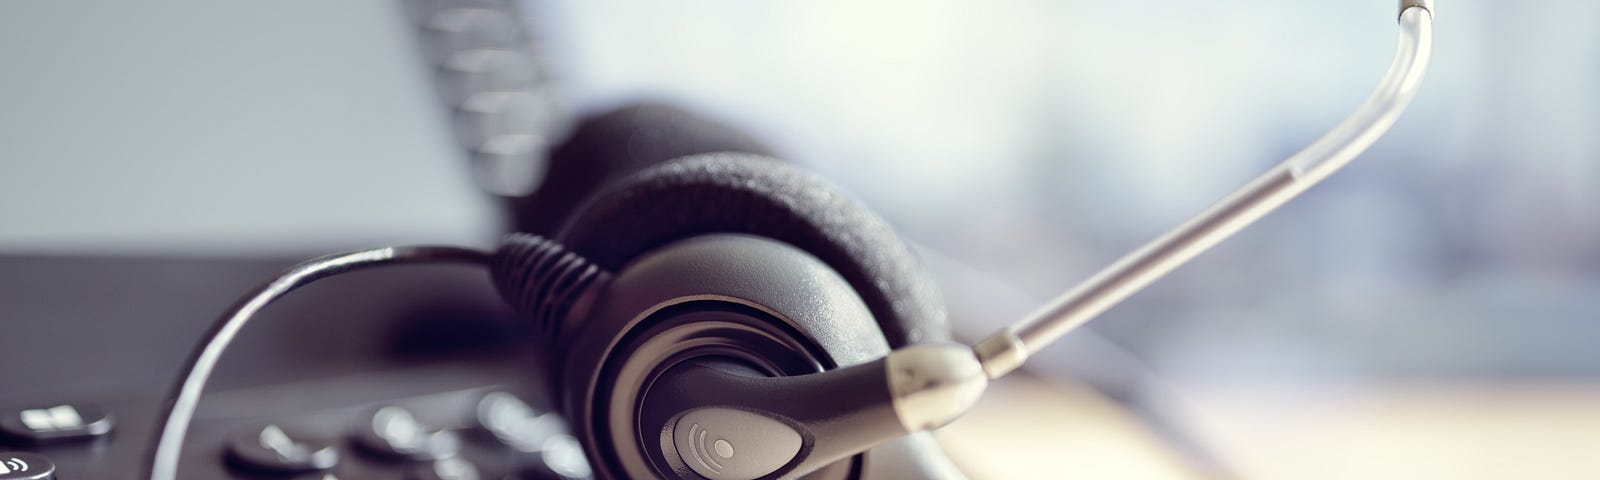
top-left (0, 254), bottom-right (559, 479)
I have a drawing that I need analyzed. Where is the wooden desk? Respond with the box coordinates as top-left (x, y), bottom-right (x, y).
top-left (935, 377), bottom-right (1199, 479)
top-left (936, 378), bottom-right (1600, 479)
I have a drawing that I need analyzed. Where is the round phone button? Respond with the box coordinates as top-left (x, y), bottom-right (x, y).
top-left (227, 424), bottom-right (338, 474)
top-left (0, 452), bottom-right (54, 480)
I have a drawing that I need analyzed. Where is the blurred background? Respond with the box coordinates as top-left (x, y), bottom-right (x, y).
top-left (2, 0), bottom-right (1596, 478)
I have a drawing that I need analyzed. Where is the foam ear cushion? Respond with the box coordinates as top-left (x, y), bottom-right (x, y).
top-left (511, 103), bottom-right (773, 235)
top-left (557, 153), bottom-right (949, 348)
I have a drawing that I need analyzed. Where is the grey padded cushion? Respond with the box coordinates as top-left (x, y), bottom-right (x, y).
top-left (512, 103), bottom-right (772, 236)
top-left (558, 153), bottom-right (949, 348)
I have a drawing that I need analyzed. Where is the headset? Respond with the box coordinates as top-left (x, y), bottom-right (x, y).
top-left (146, 2), bottom-right (1435, 478)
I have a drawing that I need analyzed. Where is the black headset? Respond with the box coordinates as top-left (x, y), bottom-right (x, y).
top-left (145, 2), bottom-right (1437, 478)
top-left (495, 103), bottom-right (965, 478)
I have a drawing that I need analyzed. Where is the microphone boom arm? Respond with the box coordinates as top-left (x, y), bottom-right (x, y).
top-left (971, 1), bottom-right (1436, 380)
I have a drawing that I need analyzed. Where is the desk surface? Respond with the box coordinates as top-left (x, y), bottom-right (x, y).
top-left (937, 377), bottom-right (1600, 479)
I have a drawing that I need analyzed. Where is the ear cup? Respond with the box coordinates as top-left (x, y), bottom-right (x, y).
top-left (527, 112), bottom-right (965, 478)
top-left (556, 152), bottom-right (949, 348)
top-left (511, 103), bottom-right (773, 235)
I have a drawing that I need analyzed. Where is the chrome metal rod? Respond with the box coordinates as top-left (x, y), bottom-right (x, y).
top-left (973, 5), bottom-right (1435, 379)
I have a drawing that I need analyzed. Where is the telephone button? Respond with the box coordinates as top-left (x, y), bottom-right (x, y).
top-left (474, 392), bottom-right (569, 453)
top-left (411, 457), bottom-right (481, 480)
top-left (0, 452), bottom-right (55, 480)
top-left (0, 404), bottom-right (114, 445)
top-left (227, 424), bottom-right (339, 474)
top-left (520, 434), bottom-right (592, 480)
top-left (354, 406), bottom-right (460, 461)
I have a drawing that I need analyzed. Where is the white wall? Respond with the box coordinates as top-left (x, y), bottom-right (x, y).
top-left (0, 0), bottom-right (500, 255)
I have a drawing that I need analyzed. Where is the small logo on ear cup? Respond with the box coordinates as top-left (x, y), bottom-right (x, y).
top-left (674, 407), bottom-right (800, 480)
top-left (686, 423), bottom-right (734, 474)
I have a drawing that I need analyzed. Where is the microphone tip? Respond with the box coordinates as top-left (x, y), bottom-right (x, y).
top-left (887, 343), bottom-right (988, 432)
